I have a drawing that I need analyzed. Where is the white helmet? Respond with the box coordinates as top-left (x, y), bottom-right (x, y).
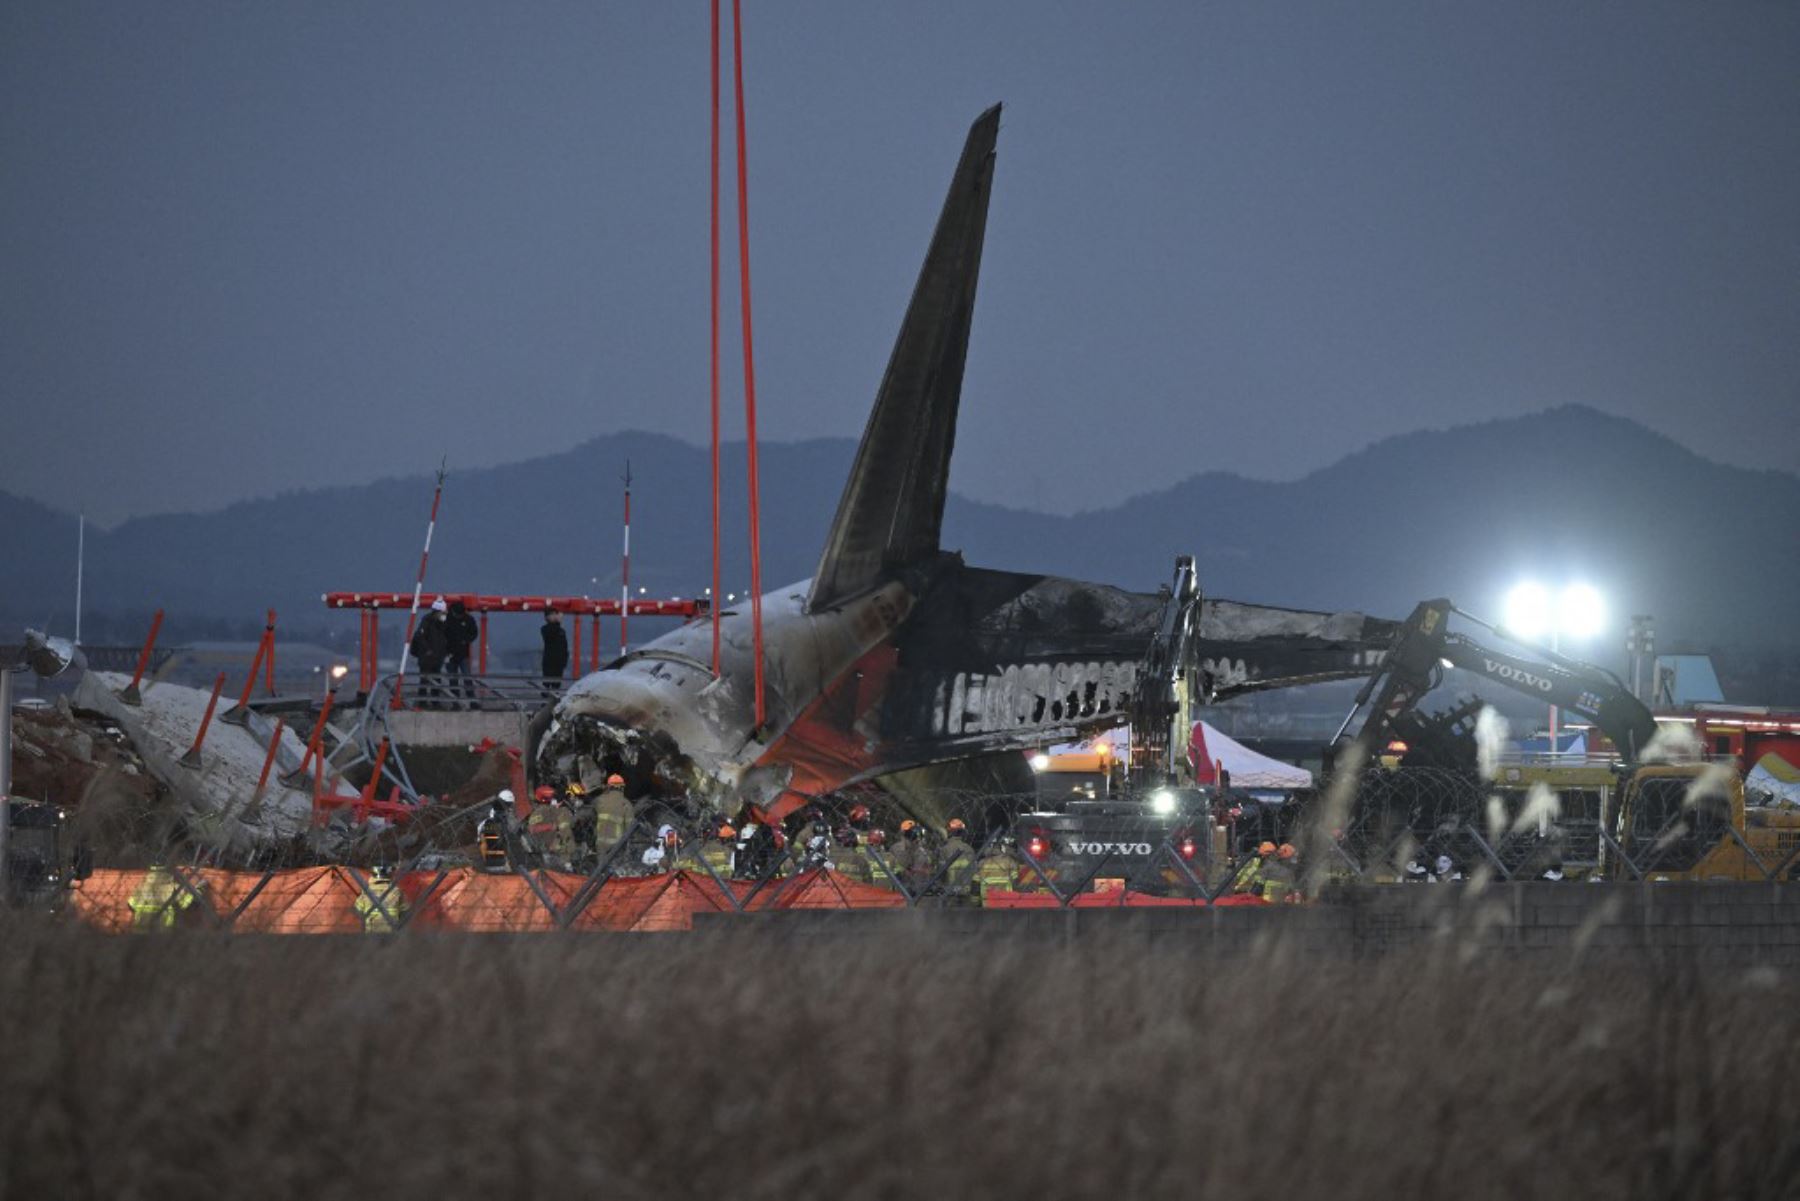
top-left (497, 789), bottom-right (515, 804)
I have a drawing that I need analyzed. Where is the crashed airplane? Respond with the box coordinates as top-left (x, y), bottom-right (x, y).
top-left (538, 104), bottom-right (1398, 820)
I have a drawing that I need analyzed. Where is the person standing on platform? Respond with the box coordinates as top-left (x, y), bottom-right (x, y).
top-left (410, 600), bottom-right (449, 709)
top-left (540, 607), bottom-right (569, 692)
top-left (443, 598), bottom-right (480, 708)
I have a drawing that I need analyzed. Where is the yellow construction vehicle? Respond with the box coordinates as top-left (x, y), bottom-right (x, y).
top-left (1605, 762), bottom-right (1800, 883)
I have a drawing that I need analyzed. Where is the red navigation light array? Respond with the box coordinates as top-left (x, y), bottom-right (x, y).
top-left (324, 592), bottom-right (711, 691)
top-left (322, 593), bottom-right (706, 618)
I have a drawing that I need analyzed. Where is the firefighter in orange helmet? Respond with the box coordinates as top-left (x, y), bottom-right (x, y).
top-left (1232, 840), bottom-right (1277, 896)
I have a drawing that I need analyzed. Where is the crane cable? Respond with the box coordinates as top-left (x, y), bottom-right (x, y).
top-left (730, 0), bottom-right (767, 729)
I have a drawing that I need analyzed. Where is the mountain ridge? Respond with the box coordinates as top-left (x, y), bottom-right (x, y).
top-left (3, 406), bottom-right (1793, 653)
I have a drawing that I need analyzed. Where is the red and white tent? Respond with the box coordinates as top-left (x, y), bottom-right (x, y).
top-left (1188, 721), bottom-right (1311, 789)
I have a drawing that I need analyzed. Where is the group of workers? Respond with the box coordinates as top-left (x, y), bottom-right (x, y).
top-left (1228, 840), bottom-right (1304, 904)
top-left (474, 786), bottom-right (1027, 902)
top-left (407, 598), bottom-right (481, 708)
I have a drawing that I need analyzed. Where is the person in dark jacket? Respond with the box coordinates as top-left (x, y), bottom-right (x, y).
top-left (443, 598), bottom-right (480, 708)
top-left (410, 600), bottom-right (450, 708)
top-left (540, 607), bottom-right (569, 690)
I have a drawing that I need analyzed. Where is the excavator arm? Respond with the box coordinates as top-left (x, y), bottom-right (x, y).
top-left (1333, 599), bottom-right (1658, 764)
top-left (1129, 556), bottom-right (1202, 789)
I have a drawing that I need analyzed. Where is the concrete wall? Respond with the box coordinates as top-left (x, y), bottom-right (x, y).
top-left (712, 884), bottom-right (1800, 966)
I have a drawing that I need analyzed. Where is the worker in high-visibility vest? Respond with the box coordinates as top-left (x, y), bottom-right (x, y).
top-left (127, 864), bottom-right (199, 930)
top-left (974, 839), bottom-right (1021, 905)
top-left (697, 823), bottom-right (736, 880)
top-left (524, 785), bottom-right (573, 870)
top-left (832, 826), bottom-right (872, 884)
top-left (476, 790), bottom-right (513, 872)
top-left (937, 818), bottom-right (976, 898)
top-left (593, 774), bottom-right (633, 853)
top-left (1232, 841), bottom-right (1276, 896)
top-left (354, 866), bottom-right (406, 933)
top-left (1260, 843), bottom-right (1298, 904)
top-left (864, 829), bottom-right (900, 890)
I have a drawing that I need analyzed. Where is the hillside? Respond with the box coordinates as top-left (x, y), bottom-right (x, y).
top-left (2, 406), bottom-right (1795, 656)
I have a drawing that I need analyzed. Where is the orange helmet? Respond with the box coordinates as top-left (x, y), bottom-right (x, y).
top-left (1257, 841), bottom-right (1277, 857)
top-left (1277, 843), bottom-right (1297, 860)
top-left (899, 819), bottom-right (916, 833)
top-left (533, 785), bottom-right (555, 802)
top-left (947, 818), bottom-right (967, 834)
top-left (717, 824), bottom-right (737, 841)
top-left (605, 774), bottom-right (625, 787)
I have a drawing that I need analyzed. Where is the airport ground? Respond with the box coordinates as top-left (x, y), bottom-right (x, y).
top-left (3, 909), bottom-right (1796, 1201)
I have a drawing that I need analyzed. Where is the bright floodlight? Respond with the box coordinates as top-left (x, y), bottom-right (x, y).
top-left (1029, 752), bottom-right (1051, 772)
top-left (1503, 582), bottom-right (1552, 640)
top-left (1150, 788), bottom-right (1177, 816)
top-left (329, 664), bottom-right (350, 680)
top-left (1559, 583), bottom-right (1605, 640)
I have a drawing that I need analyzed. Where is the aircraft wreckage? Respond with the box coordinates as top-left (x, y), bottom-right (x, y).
top-left (537, 105), bottom-right (1399, 821)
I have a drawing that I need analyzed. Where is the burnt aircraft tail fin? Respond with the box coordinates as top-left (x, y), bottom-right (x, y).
top-left (807, 104), bottom-right (1001, 611)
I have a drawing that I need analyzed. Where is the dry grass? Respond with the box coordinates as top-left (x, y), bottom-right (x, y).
top-left (3, 916), bottom-right (1798, 1201)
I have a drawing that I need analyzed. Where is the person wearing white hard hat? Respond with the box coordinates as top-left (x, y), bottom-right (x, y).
top-left (410, 599), bottom-right (450, 709)
top-left (641, 823), bottom-right (680, 873)
top-left (477, 789), bottom-right (516, 872)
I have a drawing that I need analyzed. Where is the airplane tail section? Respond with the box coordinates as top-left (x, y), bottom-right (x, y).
top-left (807, 104), bottom-right (1002, 611)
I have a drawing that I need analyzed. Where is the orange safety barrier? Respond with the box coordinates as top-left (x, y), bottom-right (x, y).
top-left (67, 868), bottom-right (1258, 932)
top-left (403, 869), bottom-right (563, 932)
top-left (754, 868), bottom-right (908, 912)
top-left (66, 869), bottom-right (143, 932)
top-left (572, 871), bottom-right (742, 932)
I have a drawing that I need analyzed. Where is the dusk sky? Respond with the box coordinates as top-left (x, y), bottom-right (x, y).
top-left (4, 1), bottom-right (1796, 526)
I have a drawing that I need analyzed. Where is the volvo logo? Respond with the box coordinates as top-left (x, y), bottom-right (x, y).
top-left (1483, 659), bottom-right (1553, 693)
top-left (1066, 840), bottom-right (1154, 857)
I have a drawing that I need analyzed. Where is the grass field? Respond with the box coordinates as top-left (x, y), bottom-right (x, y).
top-left (3, 915), bottom-right (1797, 1200)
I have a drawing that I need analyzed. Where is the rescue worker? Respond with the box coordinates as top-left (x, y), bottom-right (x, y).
top-left (593, 774), bottom-right (633, 854)
top-left (891, 820), bottom-right (934, 892)
top-left (799, 811), bottom-right (835, 872)
top-left (567, 781), bottom-right (596, 866)
top-left (1231, 841), bottom-right (1276, 896)
top-left (642, 824), bottom-right (680, 873)
top-left (354, 865), bottom-right (405, 933)
top-left (864, 828), bottom-right (899, 889)
top-left (476, 789), bottom-right (514, 872)
top-left (697, 823), bottom-right (736, 880)
top-left (443, 597), bottom-right (480, 707)
top-left (1261, 842), bottom-right (1298, 904)
top-left (1431, 853), bottom-right (1463, 883)
top-left (525, 785), bottom-right (574, 871)
top-left (847, 802), bottom-right (873, 832)
top-left (831, 825), bottom-right (871, 883)
top-left (410, 599), bottom-right (450, 709)
top-left (127, 864), bottom-right (200, 930)
top-left (974, 835), bottom-right (1021, 906)
top-left (938, 817), bottom-right (976, 897)
top-left (540, 606), bottom-right (569, 690)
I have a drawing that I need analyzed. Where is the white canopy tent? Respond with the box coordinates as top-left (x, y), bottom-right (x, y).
top-left (1188, 721), bottom-right (1312, 789)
